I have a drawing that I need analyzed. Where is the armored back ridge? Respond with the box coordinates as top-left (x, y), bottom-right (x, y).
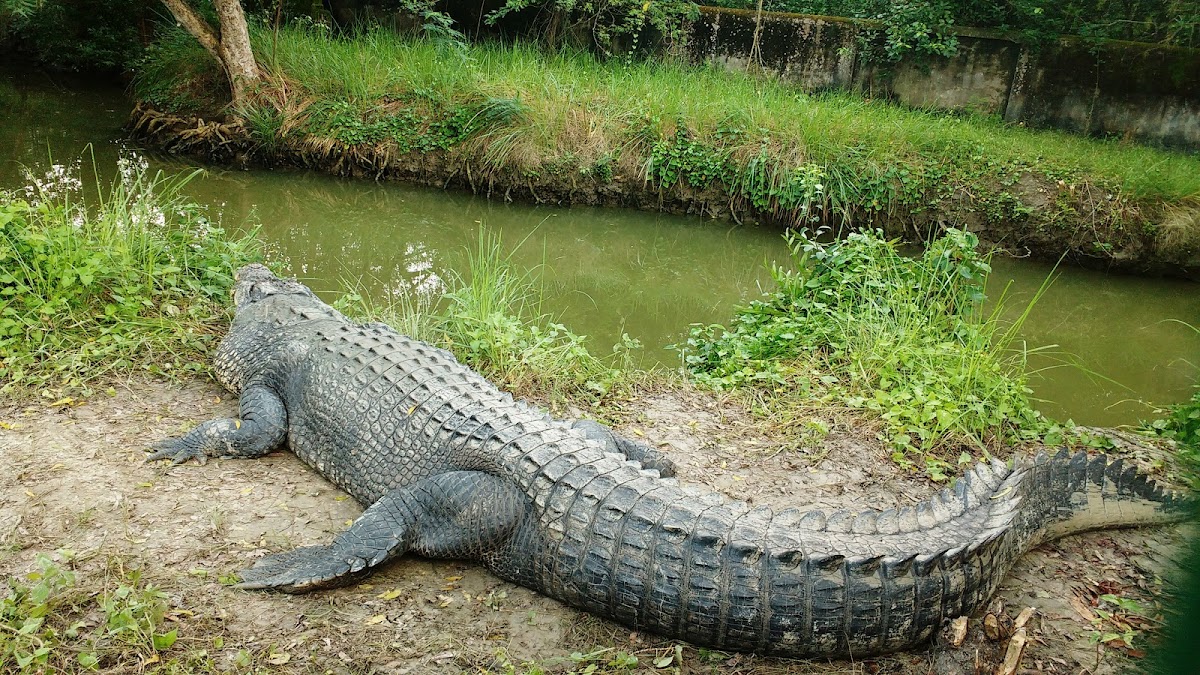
top-left (149, 264), bottom-right (1192, 658)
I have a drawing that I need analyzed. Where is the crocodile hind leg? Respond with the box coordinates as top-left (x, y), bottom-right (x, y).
top-left (236, 471), bottom-right (525, 593)
top-left (147, 384), bottom-right (286, 465)
top-left (571, 419), bottom-right (676, 477)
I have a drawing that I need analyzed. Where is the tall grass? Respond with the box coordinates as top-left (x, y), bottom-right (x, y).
top-left (681, 228), bottom-right (1048, 478)
top-left (0, 154), bottom-right (262, 397)
top-left (335, 229), bottom-right (631, 406)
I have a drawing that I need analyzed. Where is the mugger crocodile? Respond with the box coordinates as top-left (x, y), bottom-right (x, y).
top-left (149, 264), bottom-right (1192, 659)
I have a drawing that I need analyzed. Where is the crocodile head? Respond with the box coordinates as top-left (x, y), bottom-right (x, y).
top-left (232, 264), bottom-right (315, 308)
top-left (212, 264), bottom-right (330, 393)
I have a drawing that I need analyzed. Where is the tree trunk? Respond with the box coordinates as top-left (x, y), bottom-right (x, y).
top-left (213, 0), bottom-right (259, 105)
top-left (159, 0), bottom-right (260, 108)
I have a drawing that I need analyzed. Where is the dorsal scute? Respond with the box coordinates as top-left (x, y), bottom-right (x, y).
top-left (823, 510), bottom-right (854, 533)
top-left (874, 508), bottom-right (899, 535)
top-left (809, 553), bottom-right (845, 572)
top-left (912, 550), bottom-right (943, 576)
top-left (850, 511), bottom-right (877, 535)
top-left (846, 554), bottom-right (884, 576)
top-left (883, 553), bottom-right (917, 577)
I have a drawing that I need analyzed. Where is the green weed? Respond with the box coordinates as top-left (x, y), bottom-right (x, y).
top-left (1, 551), bottom-right (180, 673)
top-left (0, 552), bottom-right (81, 671)
top-left (1143, 321), bottom-right (1200, 485)
top-left (99, 568), bottom-right (176, 653)
top-left (679, 228), bottom-right (1047, 477)
top-left (0, 154), bottom-right (262, 398)
top-left (1088, 591), bottom-right (1156, 656)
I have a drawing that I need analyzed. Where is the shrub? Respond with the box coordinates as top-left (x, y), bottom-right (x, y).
top-left (0, 154), bottom-right (262, 397)
top-left (680, 228), bottom-right (1047, 478)
top-left (2, 0), bottom-right (156, 73)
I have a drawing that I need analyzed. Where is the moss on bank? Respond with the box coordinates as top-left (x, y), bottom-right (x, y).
top-left (131, 25), bottom-right (1200, 276)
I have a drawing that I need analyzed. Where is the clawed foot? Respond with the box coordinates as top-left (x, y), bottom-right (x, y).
top-left (235, 546), bottom-right (371, 593)
top-left (145, 438), bottom-right (209, 465)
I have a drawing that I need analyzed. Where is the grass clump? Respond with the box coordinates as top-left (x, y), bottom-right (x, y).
top-left (680, 228), bottom-right (1046, 478)
top-left (0, 155), bottom-right (262, 398)
top-left (336, 229), bottom-right (638, 408)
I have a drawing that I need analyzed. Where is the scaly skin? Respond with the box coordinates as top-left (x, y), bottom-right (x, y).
top-left (150, 264), bottom-right (1191, 658)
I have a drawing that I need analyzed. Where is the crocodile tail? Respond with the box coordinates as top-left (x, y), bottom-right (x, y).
top-left (522, 448), bottom-right (1190, 659)
top-left (752, 449), bottom-right (1191, 657)
top-left (1013, 448), bottom-right (1194, 549)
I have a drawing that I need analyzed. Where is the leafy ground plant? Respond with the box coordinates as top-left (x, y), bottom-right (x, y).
top-left (0, 154), bottom-right (262, 398)
top-left (0, 551), bottom-right (177, 672)
top-left (680, 227), bottom-right (1048, 478)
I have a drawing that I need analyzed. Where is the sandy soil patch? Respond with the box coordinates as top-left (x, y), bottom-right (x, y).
top-left (0, 376), bottom-right (1187, 674)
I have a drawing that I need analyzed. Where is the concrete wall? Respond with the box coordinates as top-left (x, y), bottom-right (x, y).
top-left (688, 8), bottom-right (1200, 151)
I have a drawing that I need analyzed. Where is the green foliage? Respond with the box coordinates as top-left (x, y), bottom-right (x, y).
top-left (1, 0), bottom-right (43, 19)
top-left (646, 121), bottom-right (732, 189)
top-left (1, 551), bottom-right (178, 673)
top-left (0, 552), bottom-right (78, 671)
top-left (98, 568), bottom-right (175, 652)
top-left (1168, 390), bottom-right (1200, 450)
top-left (302, 92), bottom-right (528, 152)
top-left (644, 123), bottom-right (852, 223)
top-left (1142, 322), bottom-right (1199, 485)
top-left (240, 101), bottom-right (287, 153)
top-left (486, 0), bottom-right (699, 56)
top-left (869, 0), bottom-right (958, 62)
top-left (2, 0), bottom-right (156, 72)
top-left (1149, 388), bottom-right (1200, 453)
top-left (680, 228), bottom-right (1046, 477)
top-left (0, 154), bottom-right (263, 398)
top-left (133, 26), bottom-right (226, 113)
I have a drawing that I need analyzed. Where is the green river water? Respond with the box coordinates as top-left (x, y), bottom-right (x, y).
top-left (2, 66), bottom-right (1197, 426)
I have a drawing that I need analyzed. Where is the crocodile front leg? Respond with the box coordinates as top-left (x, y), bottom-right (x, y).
top-left (236, 470), bottom-right (525, 593)
top-left (147, 384), bottom-right (287, 465)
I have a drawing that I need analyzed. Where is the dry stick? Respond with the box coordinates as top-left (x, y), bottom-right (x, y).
top-left (995, 627), bottom-right (1029, 675)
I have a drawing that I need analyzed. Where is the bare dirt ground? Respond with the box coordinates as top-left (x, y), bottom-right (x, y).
top-left (0, 376), bottom-right (1189, 674)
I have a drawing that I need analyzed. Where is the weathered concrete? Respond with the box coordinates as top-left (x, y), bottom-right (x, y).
top-left (688, 8), bottom-right (1200, 151)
